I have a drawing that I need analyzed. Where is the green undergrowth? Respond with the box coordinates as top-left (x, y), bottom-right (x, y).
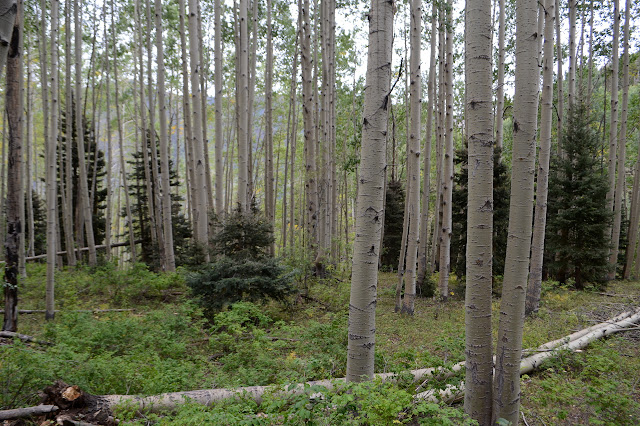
top-left (2, 265), bottom-right (639, 424)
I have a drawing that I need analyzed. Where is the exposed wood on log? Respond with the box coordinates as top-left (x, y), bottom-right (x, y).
top-left (0, 331), bottom-right (52, 345)
top-left (25, 240), bottom-right (142, 261)
top-left (0, 405), bottom-right (58, 420)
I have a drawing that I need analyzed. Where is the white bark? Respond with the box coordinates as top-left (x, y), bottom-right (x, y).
top-left (526, 0), bottom-right (555, 316)
top-left (464, 0), bottom-right (494, 419)
top-left (605, 0), bottom-right (620, 274)
top-left (237, 0), bottom-right (249, 212)
top-left (74, 0), bottom-right (97, 266)
top-left (155, 0), bottom-right (176, 271)
top-left (346, 0), bottom-right (393, 382)
top-left (493, 0), bottom-right (539, 421)
top-left (437, 2), bottom-right (454, 300)
top-left (494, 0), bottom-right (505, 151)
top-left (46, 0), bottom-right (60, 320)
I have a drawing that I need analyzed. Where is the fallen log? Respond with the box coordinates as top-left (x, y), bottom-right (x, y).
top-left (0, 331), bottom-right (52, 345)
top-left (0, 309), bottom-right (134, 315)
top-left (415, 308), bottom-right (640, 402)
top-left (41, 308), bottom-right (640, 423)
top-left (0, 404), bottom-right (58, 421)
top-left (26, 240), bottom-right (142, 261)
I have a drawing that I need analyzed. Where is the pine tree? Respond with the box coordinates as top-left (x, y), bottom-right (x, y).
top-left (545, 104), bottom-right (612, 289)
top-left (57, 104), bottom-right (107, 256)
top-left (381, 180), bottom-right (405, 270)
top-left (451, 147), bottom-right (509, 281)
top-left (124, 131), bottom-right (195, 270)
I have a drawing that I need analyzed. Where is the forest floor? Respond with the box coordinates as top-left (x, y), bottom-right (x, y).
top-left (1, 263), bottom-right (639, 425)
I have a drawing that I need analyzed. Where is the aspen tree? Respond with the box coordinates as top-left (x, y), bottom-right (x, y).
top-left (417, 0), bottom-right (437, 289)
top-left (45, 0), bottom-right (60, 319)
top-left (63, 0), bottom-right (76, 266)
top-left (188, 0), bottom-right (210, 247)
top-left (495, 0), bottom-right (505, 151)
top-left (75, 0), bottom-right (97, 266)
top-left (437, 0), bottom-right (454, 300)
top-left (400, 0), bottom-right (420, 315)
top-left (464, 0), bottom-right (494, 417)
top-left (197, 3), bottom-right (214, 215)
top-left (568, 0), bottom-right (576, 111)
top-left (605, 0), bottom-right (620, 279)
top-left (555, 0), bottom-right (563, 155)
top-left (346, 0), bottom-right (393, 382)
top-left (214, 0), bottom-right (223, 215)
top-left (265, 0), bottom-right (275, 255)
top-left (586, 0), bottom-right (594, 107)
top-left (178, 0), bottom-right (196, 226)
top-left (104, 24), bottom-right (112, 262)
top-left (525, 0), bottom-right (555, 316)
top-left (111, 3), bottom-right (136, 262)
top-left (25, 59), bottom-right (34, 258)
top-left (302, 0), bottom-right (319, 250)
top-left (237, 0), bottom-right (249, 211)
top-left (3, 3), bottom-right (21, 332)
top-left (134, 0), bottom-right (159, 253)
top-left (493, 0), bottom-right (539, 421)
top-left (154, 0), bottom-right (176, 271)
top-left (144, 0), bottom-right (167, 267)
top-left (617, 0), bottom-right (632, 279)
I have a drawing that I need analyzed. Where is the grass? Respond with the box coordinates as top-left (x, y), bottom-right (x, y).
top-left (1, 264), bottom-right (639, 424)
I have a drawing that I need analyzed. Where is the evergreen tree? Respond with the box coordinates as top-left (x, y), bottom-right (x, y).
top-left (380, 180), bottom-right (405, 270)
top-left (57, 102), bottom-right (107, 254)
top-left (545, 104), bottom-right (612, 289)
top-left (24, 193), bottom-right (47, 256)
top-left (451, 147), bottom-right (510, 281)
top-left (124, 130), bottom-right (195, 270)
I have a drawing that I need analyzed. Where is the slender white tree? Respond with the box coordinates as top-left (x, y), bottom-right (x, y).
top-left (346, 0), bottom-right (393, 381)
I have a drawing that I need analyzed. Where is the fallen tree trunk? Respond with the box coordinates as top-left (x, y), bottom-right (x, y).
top-left (25, 240), bottom-right (142, 261)
top-left (41, 308), bottom-right (640, 423)
top-left (0, 404), bottom-right (58, 421)
top-left (415, 308), bottom-right (640, 402)
top-left (0, 309), bottom-right (133, 315)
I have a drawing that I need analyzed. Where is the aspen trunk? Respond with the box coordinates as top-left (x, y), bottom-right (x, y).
top-left (302, 0), bottom-right (319, 252)
top-left (74, 0), bottom-right (97, 266)
top-left (265, 0), bottom-right (274, 254)
top-left (604, 0), bottom-right (620, 271)
top-left (237, 0), bottom-right (249, 212)
top-left (494, 0), bottom-right (505, 151)
top-left (111, 5), bottom-right (136, 262)
top-left (609, 0), bottom-right (629, 280)
top-left (102, 5), bottom-right (113, 263)
top-left (63, 0), bottom-right (76, 266)
top-left (416, 1), bottom-right (437, 290)
top-left (555, 0), bottom-right (563, 156)
top-left (567, 0), bottom-right (576, 111)
top-left (3, 5), bottom-right (21, 332)
top-left (586, 0), bottom-right (594, 107)
top-left (618, 0), bottom-right (632, 279)
top-left (214, 0), bottom-right (223, 215)
top-left (154, 0), bottom-right (176, 271)
top-left (45, 0), bottom-right (60, 319)
top-left (187, 0), bottom-right (209, 250)
top-left (492, 0), bottom-right (539, 421)
top-left (437, 1), bottom-right (454, 300)
top-left (346, 0), bottom-right (393, 382)
top-left (400, 0), bottom-right (421, 315)
top-left (25, 59), bottom-right (34, 258)
top-left (463, 0), bottom-right (494, 419)
top-left (525, 0), bottom-right (555, 317)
